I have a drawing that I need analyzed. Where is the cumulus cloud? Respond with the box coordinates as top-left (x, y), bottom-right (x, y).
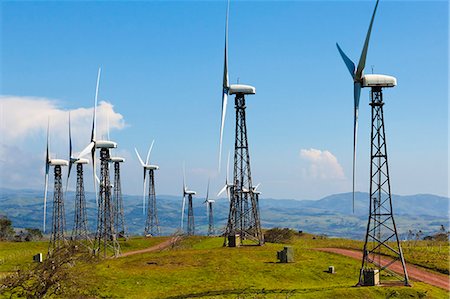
top-left (300, 148), bottom-right (345, 180)
top-left (0, 95), bottom-right (125, 189)
top-left (0, 95), bottom-right (124, 150)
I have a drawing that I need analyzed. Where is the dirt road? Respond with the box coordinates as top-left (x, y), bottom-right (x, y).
top-left (120, 236), bottom-right (181, 258)
top-left (316, 248), bottom-right (449, 290)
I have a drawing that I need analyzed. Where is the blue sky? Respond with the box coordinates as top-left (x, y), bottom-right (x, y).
top-left (0, 0), bottom-right (448, 200)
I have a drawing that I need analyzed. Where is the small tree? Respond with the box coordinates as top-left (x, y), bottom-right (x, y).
top-left (0, 216), bottom-right (14, 241)
top-left (25, 228), bottom-right (43, 241)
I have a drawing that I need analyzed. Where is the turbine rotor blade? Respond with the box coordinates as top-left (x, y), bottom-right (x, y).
top-left (143, 168), bottom-right (147, 215)
top-left (43, 119), bottom-right (50, 233)
top-left (206, 178), bottom-right (210, 201)
top-left (218, 0), bottom-right (230, 172)
top-left (78, 142), bottom-right (95, 159)
top-left (352, 83), bottom-right (362, 214)
top-left (355, 0), bottom-right (379, 80)
top-left (181, 195), bottom-right (186, 230)
top-left (135, 148), bottom-right (145, 166)
top-left (336, 43), bottom-right (356, 78)
top-left (254, 183), bottom-right (261, 191)
top-left (66, 112), bottom-right (73, 193)
top-left (43, 172), bottom-right (49, 233)
top-left (219, 93), bottom-right (228, 172)
top-left (183, 163), bottom-right (187, 192)
top-left (91, 68), bottom-right (101, 142)
top-left (217, 185), bottom-right (227, 197)
top-left (146, 139), bottom-right (155, 165)
top-left (226, 150), bottom-right (230, 184)
top-left (92, 147), bottom-right (98, 206)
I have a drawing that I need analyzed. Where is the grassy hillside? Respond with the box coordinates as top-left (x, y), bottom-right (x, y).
top-left (1, 235), bottom-right (448, 298)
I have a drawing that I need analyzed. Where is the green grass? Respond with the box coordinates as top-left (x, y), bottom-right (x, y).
top-left (1, 236), bottom-right (448, 298)
top-left (0, 240), bottom-right (48, 273)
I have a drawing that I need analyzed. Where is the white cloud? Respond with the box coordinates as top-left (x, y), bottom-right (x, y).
top-left (299, 148), bottom-right (345, 180)
top-left (0, 95), bottom-right (125, 189)
top-left (0, 95), bottom-right (124, 151)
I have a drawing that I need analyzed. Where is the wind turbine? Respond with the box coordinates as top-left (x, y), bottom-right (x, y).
top-left (135, 140), bottom-right (161, 236)
top-left (204, 179), bottom-right (215, 236)
top-left (217, 0), bottom-right (263, 246)
top-left (110, 156), bottom-right (126, 239)
top-left (336, 0), bottom-right (409, 286)
top-left (66, 113), bottom-right (91, 247)
top-left (79, 68), bottom-right (119, 258)
top-left (181, 165), bottom-right (196, 236)
top-left (43, 120), bottom-right (69, 253)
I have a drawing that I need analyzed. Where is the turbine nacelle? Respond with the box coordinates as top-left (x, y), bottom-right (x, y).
top-left (184, 190), bottom-right (196, 196)
top-left (362, 74), bottom-right (397, 88)
top-left (144, 164), bottom-right (159, 170)
top-left (74, 158), bottom-right (89, 165)
top-left (109, 157), bottom-right (125, 163)
top-left (49, 159), bottom-right (69, 167)
top-left (95, 140), bottom-right (117, 149)
top-left (229, 84), bottom-right (256, 95)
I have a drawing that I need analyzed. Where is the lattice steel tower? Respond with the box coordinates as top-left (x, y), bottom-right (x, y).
top-left (204, 180), bottom-right (215, 236)
top-left (206, 200), bottom-right (215, 236)
top-left (358, 85), bottom-right (409, 286)
top-left (186, 193), bottom-right (195, 236)
top-left (43, 122), bottom-right (69, 255)
top-left (67, 114), bottom-right (91, 248)
top-left (49, 164), bottom-right (67, 253)
top-left (223, 89), bottom-right (263, 246)
top-left (71, 161), bottom-right (91, 245)
top-left (110, 157), bottom-right (127, 239)
top-left (95, 146), bottom-right (120, 258)
top-left (144, 167), bottom-right (160, 236)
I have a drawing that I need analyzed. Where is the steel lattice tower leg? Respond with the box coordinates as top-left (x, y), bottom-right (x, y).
top-left (95, 148), bottom-right (120, 258)
top-left (71, 164), bottom-right (91, 247)
top-left (49, 165), bottom-right (66, 254)
top-left (144, 169), bottom-right (160, 236)
top-left (358, 87), bottom-right (409, 286)
top-left (187, 194), bottom-right (195, 236)
top-left (208, 201), bottom-right (215, 236)
top-left (113, 162), bottom-right (127, 239)
top-left (224, 94), bottom-right (263, 246)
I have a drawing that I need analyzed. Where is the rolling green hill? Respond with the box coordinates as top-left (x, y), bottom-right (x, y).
top-left (0, 188), bottom-right (448, 239)
top-left (1, 235), bottom-right (448, 298)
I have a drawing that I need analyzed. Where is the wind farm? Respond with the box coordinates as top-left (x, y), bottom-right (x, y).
top-left (0, 0), bottom-right (448, 298)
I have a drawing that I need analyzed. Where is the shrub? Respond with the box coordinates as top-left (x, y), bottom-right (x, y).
top-left (264, 227), bottom-right (295, 243)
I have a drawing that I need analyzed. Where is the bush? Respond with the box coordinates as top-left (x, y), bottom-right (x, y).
top-left (0, 216), bottom-right (14, 241)
top-left (264, 228), bottom-right (295, 243)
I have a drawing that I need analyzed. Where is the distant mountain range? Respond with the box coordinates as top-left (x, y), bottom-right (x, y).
top-left (0, 188), bottom-right (448, 239)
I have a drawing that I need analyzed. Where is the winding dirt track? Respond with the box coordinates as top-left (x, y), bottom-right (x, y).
top-left (316, 248), bottom-right (450, 291)
top-left (120, 236), bottom-right (181, 258)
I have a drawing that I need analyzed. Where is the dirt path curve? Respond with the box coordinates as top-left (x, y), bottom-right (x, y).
top-left (316, 248), bottom-right (449, 290)
top-left (120, 236), bottom-right (181, 258)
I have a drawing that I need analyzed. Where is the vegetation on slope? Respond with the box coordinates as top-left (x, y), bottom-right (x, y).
top-left (0, 234), bottom-right (448, 298)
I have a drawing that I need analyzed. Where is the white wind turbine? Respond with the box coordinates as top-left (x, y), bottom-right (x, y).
top-left (135, 140), bottom-right (158, 215)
